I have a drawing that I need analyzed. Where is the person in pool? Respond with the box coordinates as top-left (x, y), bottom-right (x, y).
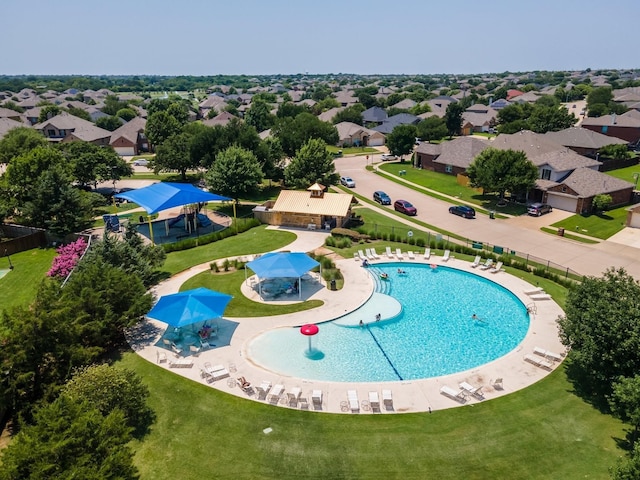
top-left (380, 272), bottom-right (389, 279)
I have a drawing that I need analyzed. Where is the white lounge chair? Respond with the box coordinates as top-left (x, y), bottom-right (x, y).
top-left (480, 259), bottom-right (494, 270)
top-left (386, 246), bottom-right (394, 259)
top-left (189, 344), bottom-right (201, 356)
top-left (371, 248), bottom-right (380, 259)
top-left (491, 378), bottom-right (504, 390)
top-left (530, 293), bottom-right (552, 301)
top-left (441, 249), bottom-right (451, 262)
top-left (312, 389), bottom-right (323, 408)
top-left (490, 261), bottom-right (503, 273)
top-left (354, 252), bottom-right (360, 261)
top-left (524, 354), bottom-right (553, 369)
top-left (459, 381), bottom-right (484, 399)
top-left (256, 381), bottom-right (272, 400)
top-left (423, 248), bottom-right (431, 260)
top-left (168, 358), bottom-right (193, 368)
top-left (396, 248), bottom-right (404, 260)
top-left (407, 251), bottom-right (415, 260)
top-left (365, 248), bottom-right (375, 260)
top-left (156, 349), bottom-right (168, 364)
top-left (287, 387), bottom-right (301, 406)
top-left (347, 390), bottom-right (359, 412)
top-left (382, 389), bottom-right (393, 408)
top-left (524, 287), bottom-right (544, 296)
top-left (369, 391), bottom-right (380, 411)
top-left (534, 347), bottom-right (562, 362)
top-left (358, 249), bottom-right (366, 261)
top-left (470, 255), bottom-right (481, 268)
top-left (269, 384), bottom-right (285, 403)
top-left (440, 385), bottom-right (466, 402)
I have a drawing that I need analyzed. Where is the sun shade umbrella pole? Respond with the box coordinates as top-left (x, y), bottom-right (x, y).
top-left (148, 216), bottom-right (154, 244)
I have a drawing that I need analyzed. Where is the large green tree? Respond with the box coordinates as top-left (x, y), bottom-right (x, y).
top-left (244, 98), bottom-right (275, 132)
top-left (57, 141), bottom-right (131, 188)
top-left (145, 110), bottom-right (181, 147)
top-left (416, 116), bottom-right (447, 142)
top-left (284, 138), bottom-right (339, 189)
top-left (154, 131), bottom-right (196, 180)
top-left (386, 124), bottom-right (417, 158)
top-left (0, 395), bottom-right (139, 480)
top-left (205, 145), bottom-right (263, 202)
top-left (466, 148), bottom-right (538, 201)
top-left (610, 375), bottom-right (640, 447)
top-left (444, 101), bottom-right (464, 138)
top-left (332, 104), bottom-right (365, 125)
top-left (96, 116), bottom-right (123, 132)
top-left (273, 113), bottom-right (339, 157)
top-left (528, 105), bottom-right (577, 133)
top-left (0, 126), bottom-right (47, 164)
top-left (558, 268), bottom-right (640, 397)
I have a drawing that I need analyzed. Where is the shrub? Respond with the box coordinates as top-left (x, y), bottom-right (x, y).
top-left (331, 227), bottom-right (368, 242)
top-left (47, 237), bottom-right (89, 279)
top-left (162, 218), bottom-right (260, 253)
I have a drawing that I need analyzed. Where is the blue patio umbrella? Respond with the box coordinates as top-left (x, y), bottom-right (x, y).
top-left (146, 287), bottom-right (232, 328)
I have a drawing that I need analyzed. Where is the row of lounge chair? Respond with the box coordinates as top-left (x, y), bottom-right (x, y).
top-left (440, 381), bottom-right (485, 403)
top-left (200, 362), bottom-right (230, 381)
top-left (469, 256), bottom-right (503, 273)
top-left (355, 247), bottom-right (451, 262)
top-left (247, 380), bottom-right (323, 409)
top-left (342, 389), bottom-right (393, 413)
top-left (524, 287), bottom-right (552, 301)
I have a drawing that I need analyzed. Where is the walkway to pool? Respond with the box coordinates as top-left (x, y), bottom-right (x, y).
top-left (126, 227), bottom-right (566, 414)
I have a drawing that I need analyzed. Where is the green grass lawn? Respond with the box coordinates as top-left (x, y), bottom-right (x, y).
top-left (119, 351), bottom-right (624, 479)
top-left (327, 145), bottom-right (378, 155)
top-left (551, 205), bottom-right (629, 239)
top-left (160, 225), bottom-right (296, 276)
top-left (181, 269), bottom-right (323, 317)
top-left (0, 247), bottom-right (57, 310)
top-left (376, 163), bottom-right (527, 216)
top-left (604, 163), bottom-right (640, 185)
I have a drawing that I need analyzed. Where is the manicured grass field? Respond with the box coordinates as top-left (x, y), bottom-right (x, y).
top-left (161, 225), bottom-right (296, 276)
top-left (551, 205), bottom-right (629, 240)
top-left (0, 247), bottom-right (56, 310)
top-left (604, 163), bottom-right (640, 185)
top-left (181, 269), bottom-right (323, 317)
top-left (120, 352), bottom-right (624, 480)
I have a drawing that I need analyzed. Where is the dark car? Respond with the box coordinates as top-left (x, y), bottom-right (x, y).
top-left (527, 202), bottom-right (553, 216)
top-left (449, 205), bottom-right (476, 218)
top-left (394, 199), bottom-right (417, 216)
top-left (373, 190), bottom-right (391, 205)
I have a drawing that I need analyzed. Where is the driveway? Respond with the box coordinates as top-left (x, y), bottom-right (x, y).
top-left (335, 155), bottom-right (640, 279)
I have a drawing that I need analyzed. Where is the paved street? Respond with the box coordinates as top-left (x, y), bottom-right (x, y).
top-left (335, 154), bottom-right (640, 279)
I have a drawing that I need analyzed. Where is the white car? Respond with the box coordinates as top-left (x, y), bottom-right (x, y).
top-left (132, 159), bottom-right (149, 166)
top-left (381, 154), bottom-right (398, 161)
top-left (340, 176), bottom-right (355, 188)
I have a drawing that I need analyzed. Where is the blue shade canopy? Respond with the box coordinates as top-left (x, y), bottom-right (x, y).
top-left (146, 288), bottom-right (233, 328)
top-left (114, 182), bottom-right (231, 215)
top-left (246, 252), bottom-right (320, 278)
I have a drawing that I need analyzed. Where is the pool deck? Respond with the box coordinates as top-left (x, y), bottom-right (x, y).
top-left (127, 227), bottom-right (566, 414)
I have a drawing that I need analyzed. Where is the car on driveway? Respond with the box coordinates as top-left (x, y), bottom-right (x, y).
top-left (527, 202), bottom-right (552, 216)
top-left (449, 205), bottom-right (476, 218)
top-left (132, 158), bottom-right (149, 166)
top-left (394, 199), bottom-right (417, 216)
top-left (373, 191), bottom-right (391, 205)
top-left (381, 153), bottom-right (398, 161)
top-left (340, 176), bottom-right (355, 187)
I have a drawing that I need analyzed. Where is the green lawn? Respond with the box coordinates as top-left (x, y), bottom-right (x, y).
top-left (181, 269), bottom-right (323, 317)
top-left (0, 247), bottom-right (56, 310)
top-left (327, 145), bottom-right (378, 155)
top-left (551, 205), bottom-right (629, 239)
top-left (161, 225), bottom-right (296, 276)
top-left (376, 164), bottom-right (527, 216)
top-left (604, 163), bottom-right (640, 185)
top-left (120, 352), bottom-right (624, 479)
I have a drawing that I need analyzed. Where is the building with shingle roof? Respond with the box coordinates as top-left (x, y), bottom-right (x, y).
top-left (109, 117), bottom-right (148, 155)
top-left (545, 126), bottom-right (628, 156)
top-left (335, 122), bottom-right (385, 147)
top-left (0, 118), bottom-right (25, 140)
top-left (362, 106), bottom-right (388, 125)
top-left (34, 112), bottom-right (111, 146)
top-left (581, 113), bottom-right (640, 144)
top-left (414, 136), bottom-right (489, 174)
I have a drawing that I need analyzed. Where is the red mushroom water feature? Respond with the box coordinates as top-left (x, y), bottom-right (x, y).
top-left (300, 323), bottom-right (319, 357)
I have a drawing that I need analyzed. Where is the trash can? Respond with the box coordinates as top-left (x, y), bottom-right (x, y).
top-left (330, 279), bottom-right (337, 291)
top-left (489, 211), bottom-right (495, 219)
top-left (557, 228), bottom-right (565, 236)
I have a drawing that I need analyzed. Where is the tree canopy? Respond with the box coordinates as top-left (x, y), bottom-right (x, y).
top-left (416, 116), bottom-right (447, 142)
top-left (205, 145), bottom-right (263, 202)
top-left (154, 131), bottom-right (196, 180)
top-left (466, 148), bottom-right (538, 201)
top-left (284, 138), bottom-right (339, 189)
top-left (273, 113), bottom-right (339, 158)
top-left (444, 102), bottom-right (464, 137)
top-left (386, 124), bottom-right (417, 158)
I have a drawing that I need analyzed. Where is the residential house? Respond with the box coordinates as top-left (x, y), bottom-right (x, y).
top-left (335, 122), bottom-right (386, 147)
top-left (581, 112), bottom-right (640, 144)
top-left (372, 113), bottom-right (420, 135)
top-left (0, 117), bottom-right (25, 140)
top-left (318, 107), bottom-right (344, 123)
top-left (506, 89), bottom-right (525, 101)
top-left (391, 98), bottom-right (417, 110)
top-left (544, 126), bottom-right (628, 157)
top-left (334, 90), bottom-right (358, 107)
top-left (0, 107), bottom-right (23, 122)
top-left (34, 112), bottom-right (112, 146)
top-left (109, 117), bottom-right (148, 156)
top-left (509, 91), bottom-right (541, 104)
top-left (362, 106), bottom-right (388, 125)
top-left (202, 111), bottom-right (237, 127)
top-left (253, 183), bottom-right (354, 230)
top-left (461, 104), bottom-right (498, 134)
top-left (489, 98), bottom-right (511, 110)
top-left (198, 95), bottom-right (228, 118)
top-left (414, 136), bottom-right (489, 174)
top-left (626, 204), bottom-right (640, 228)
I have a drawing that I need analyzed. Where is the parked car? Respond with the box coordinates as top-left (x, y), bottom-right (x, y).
top-left (394, 199), bottom-right (417, 216)
top-left (527, 202), bottom-right (553, 216)
top-left (449, 205), bottom-right (476, 218)
top-left (381, 153), bottom-right (398, 161)
top-left (340, 176), bottom-right (355, 187)
top-left (133, 158), bottom-right (149, 166)
top-left (373, 191), bottom-right (391, 205)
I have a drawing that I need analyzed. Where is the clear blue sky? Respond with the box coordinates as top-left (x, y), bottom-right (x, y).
top-left (2, 0), bottom-right (638, 76)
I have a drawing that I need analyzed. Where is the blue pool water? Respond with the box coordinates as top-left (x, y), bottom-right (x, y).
top-left (247, 263), bottom-right (529, 382)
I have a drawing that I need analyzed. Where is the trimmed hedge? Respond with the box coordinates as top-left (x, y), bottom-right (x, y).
top-left (162, 218), bottom-right (261, 253)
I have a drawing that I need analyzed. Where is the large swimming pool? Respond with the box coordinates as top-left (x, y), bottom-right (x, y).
top-left (247, 263), bottom-right (530, 382)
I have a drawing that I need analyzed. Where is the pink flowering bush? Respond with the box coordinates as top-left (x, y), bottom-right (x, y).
top-left (47, 238), bottom-right (89, 279)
